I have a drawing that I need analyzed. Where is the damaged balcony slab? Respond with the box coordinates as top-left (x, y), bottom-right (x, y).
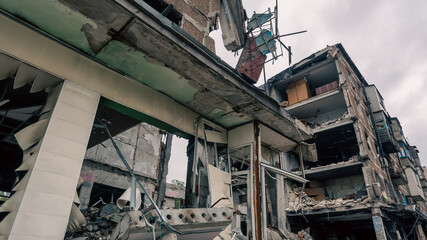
top-left (0, 1), bottom-right (312, 143)
top-left (287, 206), bottom-right (372, 222)
top-left (285, 88), bottom-right (344, 117)
top-left (110, 208), bottom-right (232, 240)
top-left (302, 159), bottom-right (363, 180)
top-left (287, 188), bottom-right (370, 215)
top-left (312, 118), bottom-right (353, 133)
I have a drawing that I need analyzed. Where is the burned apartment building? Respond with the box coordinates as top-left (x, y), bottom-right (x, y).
top-left (265, 44), bottom-right (427, 239)
top-left (0, 0), bottom-right (318, 240)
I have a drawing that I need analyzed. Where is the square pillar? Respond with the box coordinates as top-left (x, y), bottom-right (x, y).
top-left (0, 81), bottom-right (99, 240)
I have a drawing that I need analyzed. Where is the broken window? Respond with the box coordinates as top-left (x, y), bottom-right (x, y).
top-left (311, 123), bottom-right (359, 166)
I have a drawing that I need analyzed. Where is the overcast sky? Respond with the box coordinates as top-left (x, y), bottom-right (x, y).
top-left (168, 0), bottom-right (427, 182)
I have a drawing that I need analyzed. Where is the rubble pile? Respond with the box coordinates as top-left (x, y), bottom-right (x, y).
top-left (287, 189), bottom-right (369, 212)
top-left (65, 205), bottom-right (126, 240)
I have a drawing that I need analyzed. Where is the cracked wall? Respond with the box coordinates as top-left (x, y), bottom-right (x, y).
top-left (85, 122), bottom-right (162, 179)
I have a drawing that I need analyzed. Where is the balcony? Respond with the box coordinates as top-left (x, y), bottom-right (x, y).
top-left (405, 168), bottom-right (425, 201)
top-left (389, 167), bottom-right (407, 186)
top-left (303, 160), bottom-right (363, 180)
top-left (373, 112), bottom-right (399, 153)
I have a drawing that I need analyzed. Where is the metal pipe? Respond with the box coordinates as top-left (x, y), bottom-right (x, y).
top-left (192, 119), bottom-right (199, 193)
top-left (299, 144), bottom-right (305, 178)
top-left (130, 176), bottom-right (136, 209)
top-left (260, 162), bottom-right (308, 183)
top-left (275, 30), bottom-right (307, 39)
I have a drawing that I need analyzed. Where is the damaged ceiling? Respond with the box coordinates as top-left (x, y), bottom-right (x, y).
top-left (0, 0), bottom-right (311, 142)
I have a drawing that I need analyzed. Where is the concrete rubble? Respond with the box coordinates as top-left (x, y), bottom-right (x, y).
top-left (65, 205), bottom-right (126, 240)
top-left (287, 188), bottom-right (369, 212)
top-left (312, 111), bottom-right (350, 130)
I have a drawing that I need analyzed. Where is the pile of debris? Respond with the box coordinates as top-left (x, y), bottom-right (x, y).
top-left (287, 188), bottom-right (369, 212)
top-left (65, 204), bottom-right (126, 240)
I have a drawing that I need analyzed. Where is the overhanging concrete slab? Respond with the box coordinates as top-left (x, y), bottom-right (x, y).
top-left (0, 0), bottom-right (311, 143)
top-left (303, 161), bottom-right (363, 180)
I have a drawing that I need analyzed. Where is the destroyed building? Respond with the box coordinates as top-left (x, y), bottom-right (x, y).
top-left (0, 1), bottom-right (426, 240)
top-left (266, 44), bottom-right (427, 239)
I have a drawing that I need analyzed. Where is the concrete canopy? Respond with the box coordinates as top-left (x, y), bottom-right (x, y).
top-left (0, 0), bottom-right (311, 143)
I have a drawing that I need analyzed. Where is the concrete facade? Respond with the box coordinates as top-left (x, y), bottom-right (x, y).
top-left (267, 44), bottom-right (427, 239)
top-left (0, 1), bottom-right (310, 239)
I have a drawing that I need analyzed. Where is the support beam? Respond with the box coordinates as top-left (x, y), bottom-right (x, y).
top-left (276, 175), bottom-right (287, 231)
top-left (252, 122), bottom-right (262, 240)
top-left (156, 133), bottom-right (173, 208)
top-left (372, 215), bottom-right (387, 240)
top-left (0, 81), bottom-right (100, 239)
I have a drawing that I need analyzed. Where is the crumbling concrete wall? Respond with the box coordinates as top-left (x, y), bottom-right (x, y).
top-left (85, 123), bottom-right (162, 179)
top-left (307, 108), bottom-right (347, 127)
top-left (164, 0), bottom-right (219, 53)
top-left (79, 122), bottom-right (179, 209)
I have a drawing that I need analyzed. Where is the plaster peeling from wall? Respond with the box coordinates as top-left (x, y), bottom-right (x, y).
top-left (206, 109), bottom-right (251, 128)
top-left (0, 0), bottom-right (97, 55)
top-left (95, 41), bottom-right (198, 103)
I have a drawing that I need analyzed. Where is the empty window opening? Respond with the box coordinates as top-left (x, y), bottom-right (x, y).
top-left (88, 183), bottom-right (127, 207)
top-left (311, 124), bottom-right (359, 167)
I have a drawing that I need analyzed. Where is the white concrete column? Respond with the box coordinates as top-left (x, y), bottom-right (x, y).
top-left (276, 175), bottom-right (287, 231)
top-left (372, 215), bottom-right (387, 240)
top-left (0, 81), bottom-right (99, 240)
